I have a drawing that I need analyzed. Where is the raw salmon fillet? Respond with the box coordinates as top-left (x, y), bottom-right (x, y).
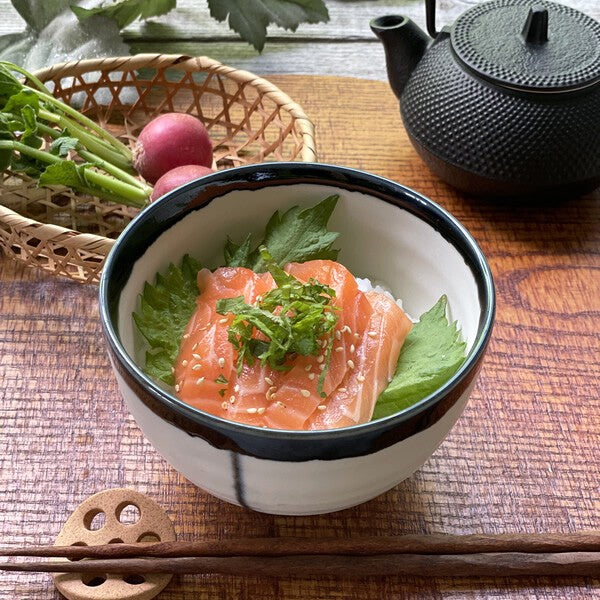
top-left (174, 260), bottom-right (412, 430)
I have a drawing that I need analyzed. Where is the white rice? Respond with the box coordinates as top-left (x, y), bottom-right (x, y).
top-left (355, 277), bottom-right (415, 322)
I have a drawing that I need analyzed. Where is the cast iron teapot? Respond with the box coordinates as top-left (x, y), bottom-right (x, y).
top-left (371, 0), bottom-right (600, 197)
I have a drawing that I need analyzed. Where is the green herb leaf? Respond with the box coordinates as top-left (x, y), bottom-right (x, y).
top-left (132, 254), bottom-right (201, 385)
top-left (223, 233), bottom-right (252, 268)
top-left (49, 135), bottom-right (79, 157)
top-left (217, 246), bottom-right (338, 396)
top-left (9, 151), bottom-right (42, 177)
top-left (2, 89), bottom-right (40, 114)
top-left (71, 0), bottom-right (177, 29)
top-left (224, 195), bottom-right (340, 272)
top-left (0, 65), bottom-right (22, 100)
top-left (38, 160), bottom-right (87, 188)
top-left (208, 0), bottom-right (329, 52)
top-left (144, 348), bottom-right (175, 386)
top-left (372, 296), bottom-right (467, 421)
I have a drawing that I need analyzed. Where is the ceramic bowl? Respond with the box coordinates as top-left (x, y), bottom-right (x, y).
top-left (99, 163), bottom-right (495, 515)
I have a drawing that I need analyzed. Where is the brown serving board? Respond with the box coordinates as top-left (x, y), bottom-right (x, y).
top-left (1, 75), bottom-right (599, 599)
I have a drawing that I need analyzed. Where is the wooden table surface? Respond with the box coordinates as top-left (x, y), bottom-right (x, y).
top-left (1, 73), bottom-right (599, 599)
top-left (0, 0), bottom-right (598, 80)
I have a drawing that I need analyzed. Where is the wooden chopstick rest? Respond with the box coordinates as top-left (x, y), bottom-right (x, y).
top-left (53, 488), bottom-right (176, 600)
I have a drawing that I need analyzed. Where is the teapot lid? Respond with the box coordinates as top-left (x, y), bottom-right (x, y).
top-left (451, 0), bottom-right (600, 92)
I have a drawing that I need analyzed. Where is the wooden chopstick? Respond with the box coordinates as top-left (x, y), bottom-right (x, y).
top-left (2, 532), bottom-right (600, 560)
top-left (1, 552), bottom-right (600, 578)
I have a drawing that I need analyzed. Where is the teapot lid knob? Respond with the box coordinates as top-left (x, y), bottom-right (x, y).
top-left (522, 6), bottom-right (548, 44)
top-left (451, 0), bottom-right (600, 92)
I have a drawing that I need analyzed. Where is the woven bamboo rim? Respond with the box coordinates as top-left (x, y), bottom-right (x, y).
top-left (0, 54), bottom-right (317, 283)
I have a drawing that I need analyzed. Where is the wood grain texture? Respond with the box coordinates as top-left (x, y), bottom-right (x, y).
top-left (1, 75), bottom-right (600, 599)
top-left (0, 0), bottom-right (598, 81)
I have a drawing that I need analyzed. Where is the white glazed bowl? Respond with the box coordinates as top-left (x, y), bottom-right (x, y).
top-left (99, 163), bottom-right (495, 515)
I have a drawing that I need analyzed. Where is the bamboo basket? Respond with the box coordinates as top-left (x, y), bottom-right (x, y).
top-left (0, 54), bottom-right (317, 284)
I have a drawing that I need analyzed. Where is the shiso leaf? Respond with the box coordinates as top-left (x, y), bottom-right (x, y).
top-left (224, 233), bottom-right (252, 267)
top-left (224, 195), bottom-right (340, 272)
top-left (132, 254), bottom-right (201, 385)
top-left (371, 296), bottom-right (467, 421)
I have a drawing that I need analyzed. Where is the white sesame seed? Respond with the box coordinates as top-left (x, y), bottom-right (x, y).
top-left (335, 346), bottom-right (344, 353)
top-left (308, 373), bottom-right (316, 380)
top-left (335, 330), bottom-right (341, 340)
top-left (300, 389), bottom-right (311, 397)
top-left (388, 376), bottom-right (393, 382)
top-left (354, 332), bottom-right (360, 339)
top-left (196, 377), bottom-right (205, 385)
top-left (192, 364), bottom-right (202, 371)
top-left (319, 364), bottom-right (326, 371)
top-left (347, 359), bottom-right (355, 369)
top-left (357, 374), bottom-right (365, 382)
top-left (246, 407), bottom-right (258, 414)
top-left (305, 364), bottom-right (312, 371)
top-left (256, 295), bottom-right (263, 302)
top-left (229, 396), bottom-right (236, 404)
top-left (317, 355), bottom-right (324, 363)
top-left (367, 331), bottom-right (378, 338)
top-left (265, 377), bottom-right (274, 386)
top-left (183, 333), bottom-right (190, 339)
top-left (170, 366), bottom-right (175, 374)
top-left (276, 401), bottom-right (287, 409)
top-left (338, 387), bottom-right (347, 393)
top-left (257, 407), bottom-right (266, 415)
top-left (234, 384), bottom-right (240, 392)
top-left (268, 386), bottom-right (278, 394)
top-left (221, 401), bottom-right (229, 410)
top-left (218, 357), bottom-right (225, 368)
top-left (342, 325), bottom-right (351, 334)
top-left (175, 384), bottom-right (180, 392)
top-left (317, 404), bottom-right (327, 411)
top-left (219, 318), bottom-right (228, 324)
top-left (181, 359), bottom-right (188, 367)
top-left (192, 342), bottom-right (198, 350)
top-left (350, 344), bottom-right (355, 353)
top-left (192, 353), bottom-right (202, 360)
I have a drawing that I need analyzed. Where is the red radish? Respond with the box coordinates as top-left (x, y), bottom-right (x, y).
top-left (151, 164), bottom-right (214, 201)
top-left (133, 113), bottom-right (213, 183)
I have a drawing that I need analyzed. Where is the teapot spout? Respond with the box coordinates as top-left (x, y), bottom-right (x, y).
top-left (370, 16), bottom-right (430, 99)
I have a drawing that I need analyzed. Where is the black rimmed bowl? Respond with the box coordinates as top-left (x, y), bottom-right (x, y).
top-left (99, 163), bottom-right (495, 515)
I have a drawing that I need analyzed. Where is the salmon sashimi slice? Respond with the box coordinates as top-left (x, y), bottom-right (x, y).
top-left (173, 260), bottom-right (412, 430)
top-left (306, 291), bottom-right (413, 430)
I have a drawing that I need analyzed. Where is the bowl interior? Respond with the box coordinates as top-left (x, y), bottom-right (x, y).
top-left (115, 180), bottom-right (485, 384)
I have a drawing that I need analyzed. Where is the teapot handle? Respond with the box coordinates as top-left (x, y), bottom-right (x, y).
top-left (425, 0), bottom-right (439, 37)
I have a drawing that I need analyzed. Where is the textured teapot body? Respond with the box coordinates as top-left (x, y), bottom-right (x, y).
top-left (401, 32), bottom-right (600, 197)
top-left (372, 0), bottom-right (600, 197)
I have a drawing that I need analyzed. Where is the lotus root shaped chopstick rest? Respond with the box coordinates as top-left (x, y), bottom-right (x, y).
top-left (53, 488), bottom-right (176, 600)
